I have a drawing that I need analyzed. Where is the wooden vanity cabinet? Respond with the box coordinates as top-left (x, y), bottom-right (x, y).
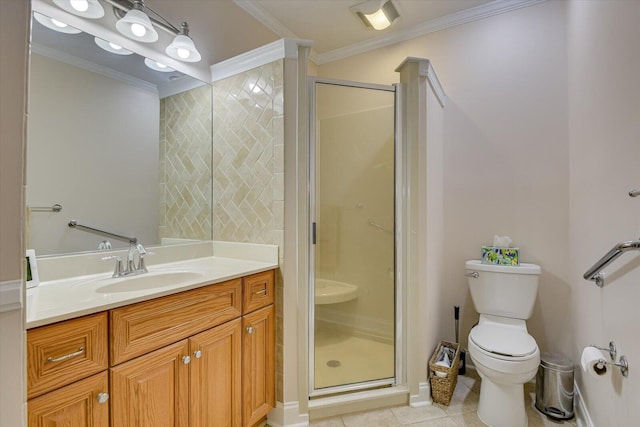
top-left (27, 269), bottom-right (275, 427)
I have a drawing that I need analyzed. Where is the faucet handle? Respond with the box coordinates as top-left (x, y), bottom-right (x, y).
top-left (102, 256), bottom-right (123, 277)
top-left (135, 244), bottom-right (152, 273)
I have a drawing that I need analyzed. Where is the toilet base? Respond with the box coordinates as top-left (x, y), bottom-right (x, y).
top-left (477, 372), bottom-right (528, 427)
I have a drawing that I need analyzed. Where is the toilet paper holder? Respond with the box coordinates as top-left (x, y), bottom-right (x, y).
top-left (589, 341), bottom-right (629, 377)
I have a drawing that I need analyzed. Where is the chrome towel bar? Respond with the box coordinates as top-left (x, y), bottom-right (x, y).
top-left (583, 239), bottom-right (640, 286)
top-left (68, 220), bottom-right (137, 244)
top-left (629, 189), bottom-right (640, 197)
top-left (29, 203), bottom-right (62, 212)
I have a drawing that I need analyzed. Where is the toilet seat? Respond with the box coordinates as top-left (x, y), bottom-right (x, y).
top-left (469, 315), bottom-right (537, 361)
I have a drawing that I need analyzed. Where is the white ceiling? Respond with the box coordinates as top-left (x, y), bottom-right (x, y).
top-left (237, 0), bottom-right (491, 53)
top-left (32, 0), bottom-right (544, 84)
top-left (232, 0), bottom-right (544, 64)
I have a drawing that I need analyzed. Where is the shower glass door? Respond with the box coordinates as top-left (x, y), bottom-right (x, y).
top-left (310, 78), bottom-right (397, 395)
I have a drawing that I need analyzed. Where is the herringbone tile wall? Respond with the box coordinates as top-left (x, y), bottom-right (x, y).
top-left (212, 61), bottom-right (284, 244)
top-left (159, 84), bottom-right (213, 241)
top-left (212, 60), bottom-right (285, 400)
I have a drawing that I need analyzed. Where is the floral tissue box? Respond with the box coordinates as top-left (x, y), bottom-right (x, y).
top-left (481, 246), bottom-right (519, 266)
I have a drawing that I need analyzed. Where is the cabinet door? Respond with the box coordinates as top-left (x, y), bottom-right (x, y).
top-left (28, 371), bottom-right (109, 427)
top-left (242, 305), bottom-right (275, 427)
top-left (110, 340), bottom-right (189, 427)
top-left (190, 318), bottom-right (242, 427)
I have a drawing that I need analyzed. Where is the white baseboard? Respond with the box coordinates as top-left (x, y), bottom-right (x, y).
top-left (0, 279), bottom-right (22, 312)
top-left (268, 401), bottom-right (309, 427)
top-left (409, 381), bottom-right (432, 407)
top-left (574, 382), bottom-right (594, 427)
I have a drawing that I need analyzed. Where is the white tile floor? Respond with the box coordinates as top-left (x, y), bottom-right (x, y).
top-left (309, 369), bottom-right (578, 427)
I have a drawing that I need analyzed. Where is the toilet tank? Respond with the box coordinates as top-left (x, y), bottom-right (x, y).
top-left (466, 260), bottom-right (541, 320)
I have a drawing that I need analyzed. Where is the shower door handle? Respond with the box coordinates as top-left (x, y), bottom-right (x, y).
top-left (312, 222), bottom-right (316, 244)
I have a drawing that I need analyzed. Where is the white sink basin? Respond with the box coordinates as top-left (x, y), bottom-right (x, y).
top-left (95, 271), bottom-right (205, 293)
top-left (315, 279), bottom-right (358, 305)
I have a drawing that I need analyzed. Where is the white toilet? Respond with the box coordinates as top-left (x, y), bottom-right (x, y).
top-left (465, 260), bottom-right (541, 427)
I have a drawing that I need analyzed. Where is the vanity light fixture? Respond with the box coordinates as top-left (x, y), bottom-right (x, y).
top-left (143, 57), bottom-right (174, 73)
top-left (94, 37), bottom-right (133, 55)
top-left (52, 0), bottom-right (105, 19)
top-left (33, 12), bottom-right (82, 34)
top-left (115, 0), bottom-right (158, 43)
top-left (52, 0), bottom-right (203, 63)
top-left (350, 0), bottom-right (400, 31)
top-left (165, 22), bottom-right (201, 63)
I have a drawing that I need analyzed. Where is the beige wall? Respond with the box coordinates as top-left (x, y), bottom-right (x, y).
top-left (27, 54), bottom-right (160, 255)
top-left (318, 0), bottom-right (572, 358)
top-left (0, 0), bottom-right (29, 425)
top-left (568, 1), bottom-right (640, 425)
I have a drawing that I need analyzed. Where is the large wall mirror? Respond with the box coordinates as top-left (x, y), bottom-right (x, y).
top-left (26, 6), bottom-right (213, 256)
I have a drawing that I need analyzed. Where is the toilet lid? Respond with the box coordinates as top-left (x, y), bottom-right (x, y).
top-left (470, 322), bottom-right (537, 357)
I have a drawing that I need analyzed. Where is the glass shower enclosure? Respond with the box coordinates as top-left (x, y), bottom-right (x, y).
top-left (309, 78), bottom-right (398, 396)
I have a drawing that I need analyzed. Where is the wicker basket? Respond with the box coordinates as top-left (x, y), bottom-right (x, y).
top-left (429, 340), bottom-right (461, 405)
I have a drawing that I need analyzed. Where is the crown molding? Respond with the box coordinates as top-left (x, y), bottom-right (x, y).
top-left (234, 0), bottom-right (547, 65)
top-left (31, 43), bottom-right (159, 95)
top-left (233, 0), bottom-right (299, 40)
top-left (232, 0), bottom-right (322, 62)
top-left (210, 38), bottom-right (312, 83)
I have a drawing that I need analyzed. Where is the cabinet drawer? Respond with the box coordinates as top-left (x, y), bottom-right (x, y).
top-left (110, 279), bottom-right (242, 365)
top-left (242, 270), bottom-right (275, 314)
top-left (27, 312), bottom-right (108, 399)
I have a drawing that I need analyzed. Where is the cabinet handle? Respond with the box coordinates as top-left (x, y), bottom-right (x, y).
top-left (246, 326), bottom-right (254, 334)
top-left (97, 392), bottom-right (109, 404)
top-left (253, 288), bottom-right (267, 295)
top-left (47, 347), bottom-right (85, 363)
top-left (193, 350), bottom-right (202, 359)
top-left (182, 355), bottom-right (191, 365)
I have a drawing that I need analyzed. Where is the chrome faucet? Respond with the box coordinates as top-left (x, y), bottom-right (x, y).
top-left (102, 242), bottom-right (149, 278)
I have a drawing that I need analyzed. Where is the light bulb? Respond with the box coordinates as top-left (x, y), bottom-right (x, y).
top-left (130, 23), bottom-right (146, 37)
top-left (51, 18), bottom-right (68, 28)
top-left (177, 48), bottom-right (190, 59)
top-left (155, 62), bottom-right (167, 69)
top-left (70, 0), bottom-right (89, 12)
top-left (108, 42), bottom-right (122, 50)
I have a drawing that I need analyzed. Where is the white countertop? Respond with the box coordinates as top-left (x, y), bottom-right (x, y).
top-left (27, 242), bottom-right (278, 329)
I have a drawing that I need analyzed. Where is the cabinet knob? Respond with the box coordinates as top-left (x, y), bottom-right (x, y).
top-left (182, 355), bottom-right (191, 365)
top-left (97, 392), bottom-right (109, 404)
top-left (246, 326), bottom-right (254, 334)
top-left (193, 350), bottom-right (202, 359)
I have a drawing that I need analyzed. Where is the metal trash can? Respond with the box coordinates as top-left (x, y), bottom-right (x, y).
top-left (535, 352), bottom-right (574, 420)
